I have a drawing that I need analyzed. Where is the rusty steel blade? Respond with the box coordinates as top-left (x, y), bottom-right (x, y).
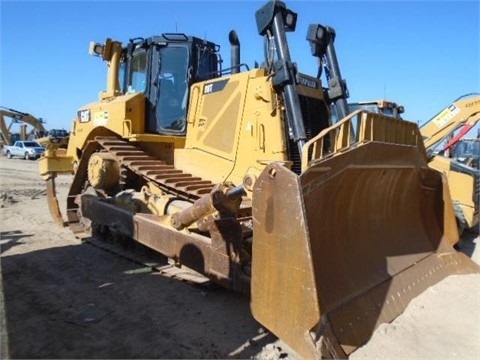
top-left (251, 142), bottom-right (480, 359)
top-left (45, 176), bottom-right (66, 227)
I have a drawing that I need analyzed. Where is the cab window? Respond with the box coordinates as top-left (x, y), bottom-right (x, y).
top-left (127, 49), bottom-right (147, 93)
top-left (156, 46), bottom-right (189, 132)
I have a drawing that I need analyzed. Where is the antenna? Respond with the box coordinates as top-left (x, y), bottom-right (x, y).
top-left (175, 14), bottom-right (178, 32)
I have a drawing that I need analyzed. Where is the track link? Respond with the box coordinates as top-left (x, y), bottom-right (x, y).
top-left (65, 135), bottom-right (251, 235)
top-left (62, 135), bottom-right (248, 287)
top-left (86, 235), bottom-right (213, 287)
top-left (97, 137), bottom-right (215, 200)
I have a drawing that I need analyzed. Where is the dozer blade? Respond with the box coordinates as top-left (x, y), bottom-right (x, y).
top-left (250, 142), bottom-right (480, 359)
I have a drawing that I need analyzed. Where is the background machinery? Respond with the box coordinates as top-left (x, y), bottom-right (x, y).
top-left (39, 1), bottom-right (479, 358)
top-left (419, 93), bottom-right (480, 234)
top-left (0, 106), bottom-right (47, 148)
top-left (452, 137), bottom-right (480, 169)
top-left (0, 106), bottom-right (69, 150)
top-left (346, 99), bottom-right (404, 118)
top-left (39, 128), bottom-right (70, 149)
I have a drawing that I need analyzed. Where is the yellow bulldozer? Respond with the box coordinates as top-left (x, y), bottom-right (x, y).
top-left (41, 128), bottom-right (70, 149)
top-left (39, 1), bottom-right (479, 358)
top-left (347, 99), bottom-right (404, 118)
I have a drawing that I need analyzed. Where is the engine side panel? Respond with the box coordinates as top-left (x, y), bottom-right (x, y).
top-left (175, 69), bottom-right (288, 186)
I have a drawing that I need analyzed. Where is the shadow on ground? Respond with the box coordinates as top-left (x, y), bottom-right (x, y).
top-left (1, 239), bottom-right (283, 359)
top-left (0, 230), bottom-right (34, 253)
top-left (455, 229), bottom-right (479, 259)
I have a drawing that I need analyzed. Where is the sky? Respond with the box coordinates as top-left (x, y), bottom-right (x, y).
top-left (1, 0), bottom-right (479, 134)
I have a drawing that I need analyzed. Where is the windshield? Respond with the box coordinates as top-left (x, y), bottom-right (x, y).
top-left (349, 103), bottom-right (397, 117)
top-left (127, 49), bottom-right (147, 93)
top-left (453, 141), bottom-right (480, 157)
top-left (156, 46), bottom-right (189, 132)
top-left (331, 103), bottom-right (391, 123)
top-left (49, 129), bottom-right (68, 137)
top-left (349, 104), bottom-right (378, 113)
top-left (24, 141), bottom-right (41, 147)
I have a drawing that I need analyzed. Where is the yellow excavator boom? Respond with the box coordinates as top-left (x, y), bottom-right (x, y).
top-left (0, 106), bottom-right (47, 146)
top-left (420, 93), bottom-right (480, 151)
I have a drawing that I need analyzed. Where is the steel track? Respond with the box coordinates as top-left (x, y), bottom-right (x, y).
top-left (62, 136), bottom-right (251, 285)
top-left (65, 135), bottom-right (223, 235)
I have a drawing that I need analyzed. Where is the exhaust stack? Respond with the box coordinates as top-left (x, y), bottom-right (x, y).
top-left (229, 30), bottom-right (240, 74)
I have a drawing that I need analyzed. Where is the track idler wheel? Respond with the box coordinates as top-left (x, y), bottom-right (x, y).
top-left (87, 152), bottom-right (120, 192)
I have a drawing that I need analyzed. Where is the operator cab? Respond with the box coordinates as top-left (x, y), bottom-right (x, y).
top-left (48, 129), bottom-right (69, 137)
top-left (452, 140), bottom-right (480, 169)
top-left (121, 34), bottom-right (221, 136)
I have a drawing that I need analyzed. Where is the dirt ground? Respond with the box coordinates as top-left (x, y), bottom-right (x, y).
top-left (0, 156), bottom-right (479, 359)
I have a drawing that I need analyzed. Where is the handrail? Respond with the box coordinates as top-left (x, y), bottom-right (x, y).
top-left (301, 110), bottom-right (426, 171)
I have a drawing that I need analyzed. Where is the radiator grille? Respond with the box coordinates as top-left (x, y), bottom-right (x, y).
top-left (288, 95), bottom-right (330, 175)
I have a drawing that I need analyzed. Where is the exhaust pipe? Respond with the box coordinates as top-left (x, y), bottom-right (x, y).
top-left (229, 30), bottom-right (240, 74)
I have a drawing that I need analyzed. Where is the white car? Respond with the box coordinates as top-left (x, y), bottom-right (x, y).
top-left (3, 140), bottom-right (46, 160)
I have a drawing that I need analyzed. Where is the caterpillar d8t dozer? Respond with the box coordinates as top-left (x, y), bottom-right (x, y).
top-left (39, 1), bottom-right (480, 358)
